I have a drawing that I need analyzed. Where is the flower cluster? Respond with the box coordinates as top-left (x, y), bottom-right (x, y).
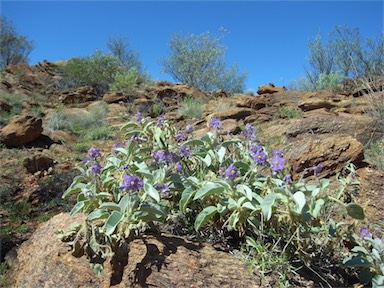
top-left (87, 147), bottom-right (102, 160)
top-left (151, 149), bottom-right (180, 164)
top-left (120, 174), bottom-right (143, 192)
top-left (209, 118), bottom-right (222, 130)
top-left (242, 123), bottom-right (257, 141)
top-left (249, 144), bottom-right (268, 165)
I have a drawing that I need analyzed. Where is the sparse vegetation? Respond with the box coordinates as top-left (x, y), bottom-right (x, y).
top-left (177, 95), bottom-right (204, 118)
top-left (47, 102), bottom-right (112, 140)
top-left (0, 92), bottom-right (25, 127)
top-left (277, 106), bottom-right (303, 119)
top-left (291, 25), bottom-right (383, 92)
top-left (160, 31), bottom-right (247, 92)
top-left (0, 16), bottom-right (34, 70)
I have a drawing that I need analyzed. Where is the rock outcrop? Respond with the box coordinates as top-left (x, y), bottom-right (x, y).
top-left (284, 134), bottom-right (364, 179)
top-left (257, 83), bottom-right (286, 95)
top-left (6, 213), bottom-right (264, 288)
top-left (0, 115), bottom-right (43, 147)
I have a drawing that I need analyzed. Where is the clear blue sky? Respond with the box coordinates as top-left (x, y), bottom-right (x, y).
top-left (1, 1), bottom-right (383, 91)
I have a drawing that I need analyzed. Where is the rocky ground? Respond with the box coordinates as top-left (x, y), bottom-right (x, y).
top-left (0, 61), bottom-right (383, 287)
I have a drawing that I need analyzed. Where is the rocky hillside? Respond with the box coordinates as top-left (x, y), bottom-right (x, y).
top-left (1, 61), bottom-right (383, 287)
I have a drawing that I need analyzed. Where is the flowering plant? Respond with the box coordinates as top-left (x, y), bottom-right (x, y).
top-left (343, 227), bottom-right (384, 287)
top-left (60, 113), bottom-right (365, 277)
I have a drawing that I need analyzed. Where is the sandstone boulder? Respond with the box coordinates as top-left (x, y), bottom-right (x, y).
top-left (6, 213), bottom-right (262, 288)
top-left (0, 115), bottom-right (43, 147)
top-left (283, 112), bottom-right (377, 144)
top-left (257, 83), bottom-right (286, 95)
top-left (283, 134), bottom-right (364, 180)
top-left (298, 98), bottom-right (339, 111)
top-left (103, 91), bottom-right (127, 104)
top-left (59, 86), bottom-right (97, 104)
top-left (209, 108), bottom-right (253, 121)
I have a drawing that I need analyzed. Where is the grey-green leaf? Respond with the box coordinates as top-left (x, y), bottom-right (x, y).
top-left (346, 203), bottom-right (365, 220)
top-left (261, 193), bottom-right (279, 221)
top-left (104, 211), bottom-right (123, 236)
top-left (193, 182), bottom-right (224, 200)
top-left (194, 206), bottom-right (218, 231)
top-left (144, 182), bottom-right (160, 203)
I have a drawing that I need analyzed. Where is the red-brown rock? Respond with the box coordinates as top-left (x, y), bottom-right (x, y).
top-left (0, 115), bottom-right (43, 147)
top-left (257, 83), bottom-right (286, 95)
top-left (6, 213), bottom-right (264, 288)
top-left (283, 134), bottom-right (364, 180)
top-left (23, 153), bottom-right (54, 174)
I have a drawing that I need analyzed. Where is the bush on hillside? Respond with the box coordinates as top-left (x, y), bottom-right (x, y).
top-left (160, 31), bottom-right (247, 93)
top-left (0, 16), bottom-right (34, 70)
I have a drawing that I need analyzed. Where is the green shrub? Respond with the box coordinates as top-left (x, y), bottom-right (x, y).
top-left (47, 102), bottom-right (110, 137)
top-left (60, 50), bottom-right (121, 95)
top-left (60, 115), bottom-right (366, 285)
top-left (365, 139), bottom-right (384, 170)
top-left (109, 68), bottom-right (139, 92)
top-left (277, 106), bottom-right (303, 119)
top-left (83, 125), bottom-right (115, 141)
top-left (316, 72), bottom-right (344, 91)
top-left (160, 31), bottom-right (247, 92)
top-left (0, 93), bottom-right (25, 127)
top-left (177, 96), bottom-right (203, 119)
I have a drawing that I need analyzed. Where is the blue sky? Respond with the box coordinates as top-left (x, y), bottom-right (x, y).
top-left (1, 1), bottom-right (383, 91)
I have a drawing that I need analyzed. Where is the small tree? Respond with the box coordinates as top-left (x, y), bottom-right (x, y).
top-left (305, 25), bottom-right (384, 90)
top-left (0, 16), bottom-right (34, 70)
top-left (160, 32), bottom-right (247, 93)
top-left (305, 33), bottom-right (335, 87)
top-left (106, 36), bottom-right (142, 73)
top-left (61, 50), bottom-right (121, 95)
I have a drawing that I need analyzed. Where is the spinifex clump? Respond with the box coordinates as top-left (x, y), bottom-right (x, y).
top-left (60, 113), bottom-right (366, 283)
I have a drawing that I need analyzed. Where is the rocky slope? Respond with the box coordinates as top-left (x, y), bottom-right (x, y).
top-left (1, 61), bottom-right (383, 287)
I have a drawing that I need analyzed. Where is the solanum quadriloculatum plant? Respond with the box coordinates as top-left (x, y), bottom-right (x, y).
top-left (60, 112), bottom-right (366, 277)
top-left (343, 227), bottom-right (384, 287)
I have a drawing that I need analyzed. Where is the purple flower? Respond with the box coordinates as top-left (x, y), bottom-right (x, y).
top-left (90, 162), bottom-right (102, 175)
top-left (185, 124), bottom-right (193, 134)
top-left (313, 163), bottom-right (322, 177)
top-left (250, 145), bottom-right (268, 165)
top-left (156, 114), bottom-right (165, 127)
top-left (180, 145), bottom-right (192, 157)
top-left (272, 150), bottom-right (284, 157)
top-left (209, 118), bottom-right (222, 130)
top-left (167, 152), bottom-right (180, 163)
top-left (155, 183), bottom-right (170, 195)
top-left (360, 227), bottom-right (372, 240)
top-left (283, 174), bottom-right (292, 183)
top-left (130, 134), bottom-right (141, 143)
top-left (87, 147), bottom-right (101, 160)
top-left (120, 174), bottom-right (143, 191)
top-left (151, 149), bottom-right (168, 162)
top-left (225, 164), bottom-right (239, 179)
top-left (218, 166), bottom-right (226, 177)
top-left (242, 123), bottom-right (257, 141)
top-left (270, 151), bottom-right (286, 172)
top-left (112, 143), bottom-right (122, 154)
top-left (175, 131), bottom-right (187, 142)
top-left (174, 162), bottom-right (182, 173)
top-left (135, 111), bottom-right (142, 122)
